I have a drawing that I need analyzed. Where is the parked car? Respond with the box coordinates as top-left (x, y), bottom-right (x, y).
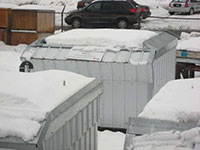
top-left (128, 0), bottom-right (151, 19)
top-left (65, 0), bottom-right (139, 29)
top-left (77, 0), bottom-right (151, 19)
top-left (168, 0), bottom-right (200, 15)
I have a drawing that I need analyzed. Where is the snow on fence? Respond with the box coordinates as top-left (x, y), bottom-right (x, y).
top-left (142, 16), bottom-right (200, 36)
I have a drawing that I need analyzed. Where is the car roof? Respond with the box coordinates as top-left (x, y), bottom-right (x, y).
top-left (93, 0), bottom-right (131, 2)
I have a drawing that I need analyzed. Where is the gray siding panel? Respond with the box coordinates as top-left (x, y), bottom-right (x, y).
top-left (153, 47), bottom-right (176, 95)
top-left (43, 98), bottom-right (99, 150)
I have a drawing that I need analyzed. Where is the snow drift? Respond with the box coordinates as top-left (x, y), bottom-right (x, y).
top-left (128, 127), bottom-right (200, 150)
top-left (177, 32), bottom-right (200, 52)
top-left (0, 70), bottom-right (94, 141)
top-left (139, 78), bottom-right (200, 124)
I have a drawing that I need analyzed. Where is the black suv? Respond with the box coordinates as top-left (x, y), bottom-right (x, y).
top-left (77, 0), bottom-right (151, 19)
top-left (65, 0), bottom-right (139, 29)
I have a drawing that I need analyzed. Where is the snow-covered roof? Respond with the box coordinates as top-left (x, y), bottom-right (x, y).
top-left (0, 70), bottom-right (94, 141)
top-left (45, 29), bottom-right (158, 51)
top-left (0, 3), bottom-right (17, 8)
top-left (139, 78), bottom-right (200, 123)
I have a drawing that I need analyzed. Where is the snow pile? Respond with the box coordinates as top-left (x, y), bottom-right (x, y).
top-left (137, 0), bottom-right (170, 10)
top-left (0, 70), bottom-right (94, 141)
top-left (45, 29), bottom-right (158, 51)
top-left (139, 78), bottom-right (200, 123)
top-left (128, 127), bottom-right (200, 150)
top-left (177, 32), bottom-right (200, 52)
top-left (0, 41), bottom-right (26, 72)
top-left (98, 130), bottom-right (125, 150)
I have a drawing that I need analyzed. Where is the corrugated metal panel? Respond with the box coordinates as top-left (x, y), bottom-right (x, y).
top-left (102, 51), bottom-right (117, 62)
top-left (56, 48), bottom-right (70, 60)
top-left (30, 47), bottom-right (150, 65)
top-left (32, 47), bottom-right (49, 59)
top-left (129, 52), bottom-right (150, 65)
top-left (153, 47), bottom-right (176, 95)
top-left (42, 97), bottom-right (99, 150)
top-left (116, 50), bottom-right (130, 63)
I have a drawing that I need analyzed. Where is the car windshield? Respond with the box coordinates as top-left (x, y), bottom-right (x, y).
top-left (127, 0), bottom-right (138, 6)
top-left (173, 0), bottom-right (188, 2)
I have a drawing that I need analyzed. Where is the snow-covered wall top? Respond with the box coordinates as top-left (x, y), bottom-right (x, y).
top-left (45, 29), bottom-right (158, 51)
top-left (139, 78), bottom-right (200, 123)
top-left (13, 4), bottom-right (55, 10)
top-left (177, 32), bottom-right (200, 52)
top-left (129, 127), bottom-right (200, 150)
top-left (0, 70), bottom-right (94, 141)
top-left (0, 3), bottom-right (17, 8)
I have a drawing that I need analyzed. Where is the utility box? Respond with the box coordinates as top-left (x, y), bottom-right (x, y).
top-left (0, 28), bottom-right (9, 44)
top-left (20, 29), bottom-right (177, 129)
top-left (11, 6), bottom-right (55, 33)
top-left (0, 70), bottom-right (102, 150)
top-left (0, 4), bottom-right (15, 28)
top-left (0, 7), bottom-right (11, 28)
top-left (0, 4), bottom-right (16, 44)
top-left (11, 31), bottom-right (52, 45)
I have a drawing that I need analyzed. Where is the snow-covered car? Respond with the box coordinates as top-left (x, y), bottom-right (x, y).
top-left (168, 0), bottom-right (200, 15)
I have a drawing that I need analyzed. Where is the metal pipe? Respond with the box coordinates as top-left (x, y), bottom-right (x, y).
top-left (61, 5), bottom-right (66, 32)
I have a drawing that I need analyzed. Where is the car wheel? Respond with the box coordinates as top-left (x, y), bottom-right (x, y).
top-left (169, 12), bottom-right (175, 15)
top-left (189, 8), bottom-right (194, 15)
top-left (72, 18), bottom-right (81, 28)
top-left (117, 19), bottom-right (128, 29)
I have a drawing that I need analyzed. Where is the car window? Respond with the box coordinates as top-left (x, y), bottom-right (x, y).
top-left (101, 2), bottom-right (113, 10)
top-left (127, 0), bottom-right (138, 6)
top-left (113, 1), bottom-right (133, 10)
top-left (172, 0), bottom-right (188, 2)
top-left (193, 0), bottom-right (200, 2)
top-left (87, 2), bottom-right (101, 12)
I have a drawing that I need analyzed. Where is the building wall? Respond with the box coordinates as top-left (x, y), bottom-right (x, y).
top-left (153, 47), bottom-right (176, 95)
